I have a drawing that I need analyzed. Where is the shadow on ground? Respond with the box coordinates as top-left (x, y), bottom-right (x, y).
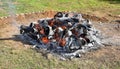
top-left (0, 35), bottom-right (32, 45)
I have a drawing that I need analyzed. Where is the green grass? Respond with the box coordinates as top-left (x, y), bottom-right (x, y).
top-left (0, 40), bottom-right (120, 69)
top-left (0, 34), bottom-right (119, 69)
top-left (0, 0), bottom-right (120, 16)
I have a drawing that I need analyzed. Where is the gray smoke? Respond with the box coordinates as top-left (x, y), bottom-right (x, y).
top-left (7, 0), bottom-right (20, 28)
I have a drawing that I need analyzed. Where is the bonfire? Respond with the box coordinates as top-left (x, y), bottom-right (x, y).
top-left (20, 12), bottom-right (102, 59)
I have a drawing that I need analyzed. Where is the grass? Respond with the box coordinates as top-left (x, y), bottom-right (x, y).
top-left (0, 36), bottom-right (120, 69)
top-left (0, 41), bottom-right (119, 69)
top-left (0, 0), bottom-right (120, 16)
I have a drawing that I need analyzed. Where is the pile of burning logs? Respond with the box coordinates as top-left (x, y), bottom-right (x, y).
top-left (20, 12), bottom-right (102, 59)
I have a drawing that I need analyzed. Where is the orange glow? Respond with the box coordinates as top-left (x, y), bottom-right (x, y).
top-left (42, 36), bottom-right (49, 44)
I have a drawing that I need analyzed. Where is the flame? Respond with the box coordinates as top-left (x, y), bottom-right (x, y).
top-left (41, 36), bottom-right (49, 44)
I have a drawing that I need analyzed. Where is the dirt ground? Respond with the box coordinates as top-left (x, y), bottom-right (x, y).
top-left (0, 11), bottom-right (120, 69)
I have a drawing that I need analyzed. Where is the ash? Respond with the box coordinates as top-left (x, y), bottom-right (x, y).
top-left (20, 12), bottom-right (103, 60)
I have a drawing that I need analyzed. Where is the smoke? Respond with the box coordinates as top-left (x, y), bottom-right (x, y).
top-left (7, 0), bottom-right (20, 29)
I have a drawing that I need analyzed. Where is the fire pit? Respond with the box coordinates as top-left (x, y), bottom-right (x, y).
top-left (20, 12), bottom-right (102, 59)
